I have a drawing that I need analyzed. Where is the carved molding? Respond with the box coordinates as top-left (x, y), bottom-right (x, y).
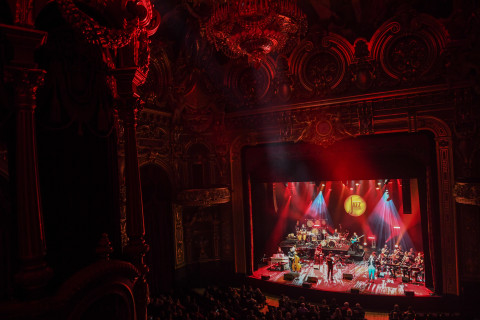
top-left (454, 182), bottom-right (480, 206)
top-left (289, 33), bottom-right (354, 97)
top-left (371, 11), bottom-right (449, 83)
top-left (294, 111), bottom-right (357, 147)
top-left (224, 57), bottom-right (275, 109)
top-left (176, 187), bottom-right (231, 207)
top-left (173, 204), bottom-right (185, 268)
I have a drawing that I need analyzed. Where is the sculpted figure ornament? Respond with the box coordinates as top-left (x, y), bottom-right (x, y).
top-left (295, 111), bottom-right (356, 147)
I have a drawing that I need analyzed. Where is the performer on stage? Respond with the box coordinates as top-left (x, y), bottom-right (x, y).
top-left (332, 228), bottom-right (339, 238)
top-left (314, 245), bottom-right (323, 264)
top-left (288, 246), bottom-right (296, 270)
top-left (321, 228), bottom-right (328, 241)
top-left (381, 244), bottom-right (389, 255)
top-left (368, 252), bottom-right (376, 282)
top-left (350, 232), bottom-right (360, 253)
top-left (326, 253), bottom-right (335, 281)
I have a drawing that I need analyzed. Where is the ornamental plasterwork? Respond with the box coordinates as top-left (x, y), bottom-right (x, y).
top-left (176, 188), bottom-right (231, 207)
top-left (293, 111), bottom-right (357, 147)
top-left (454, 182), bottom-right (480, 206)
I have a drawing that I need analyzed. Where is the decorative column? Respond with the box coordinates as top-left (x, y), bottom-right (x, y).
top-left (112, 67), bottom-right (149, 320)
top-left (0, 24), bottom-right (52, 293)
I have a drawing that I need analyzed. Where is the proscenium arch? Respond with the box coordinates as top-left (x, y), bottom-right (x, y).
top-left (229, 115), bottom-right (458, 295)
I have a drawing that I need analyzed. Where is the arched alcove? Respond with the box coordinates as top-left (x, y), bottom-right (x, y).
top-left (186, 143), bottom-right (211, 188)
top-left (140, 164), bottom-right (174, 294)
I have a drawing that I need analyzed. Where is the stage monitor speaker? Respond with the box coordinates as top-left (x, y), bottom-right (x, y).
top-left (402, 179), bottom-right (412, 214)
top-left (404, 291), bottom-right (415, 297)
top-left (307, 276), bottom-right (318, 283)
top-left (302, 282), bottom-right (312, 288)
top-left (351, 288), bottom-right (360, 294)
top-left (343, 273), bottom-right (353, 280)
top-left (284, 273), bottom-right (295, 281)
top-left (402, 276), bottom-right (410, 283)
top-left (261, 275), bottom-right (270, 280)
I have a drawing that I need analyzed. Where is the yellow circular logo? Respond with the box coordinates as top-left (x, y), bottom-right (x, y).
top-left (344, 195), bottom-right (367, 216)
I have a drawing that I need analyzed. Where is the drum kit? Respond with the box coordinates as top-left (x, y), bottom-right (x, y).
top-left (294, 220), bottom-right (349, 249)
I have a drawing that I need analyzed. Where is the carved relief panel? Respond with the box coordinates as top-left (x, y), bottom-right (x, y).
top-left (370, 12), bottom-right (448, 85)
top-left (289, 33), bottom-right (354, 99)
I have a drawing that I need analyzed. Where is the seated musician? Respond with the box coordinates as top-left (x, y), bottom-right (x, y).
top-left (381, 244), bottom-right (389, 255)
top-left (321, 228), bottom-right (328, 241)
top-left (332, 228), bottom-right (339, 238)
top-left (388, 252), bottom-right (400, 278)
top-left (407, 247), bottom-right (415, 259)
top-left (377, 252), bottom-right (387, 273)
top-left (401, 253), bottom-right (412, 278)
top-left (413, 252), bottom-right (425, 282)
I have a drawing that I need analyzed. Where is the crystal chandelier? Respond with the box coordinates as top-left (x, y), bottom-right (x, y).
top-left (205, 0), bottom-right (307, 65)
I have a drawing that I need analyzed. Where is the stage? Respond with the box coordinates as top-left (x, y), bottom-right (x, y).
top-left (251, 260), bottom-right (432, 297)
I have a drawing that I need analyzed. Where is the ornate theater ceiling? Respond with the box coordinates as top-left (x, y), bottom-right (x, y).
top-left (141, 0), bottom-right (472, 117)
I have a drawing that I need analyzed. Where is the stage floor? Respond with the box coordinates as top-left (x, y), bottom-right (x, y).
top-left (251, 260), bottom-right (433, 297)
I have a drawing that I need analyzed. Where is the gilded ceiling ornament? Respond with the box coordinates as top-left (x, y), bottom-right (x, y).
top-left (295, 111), bottom-right (356, 147)
top-left (55, 0), bottom-right (140, 49)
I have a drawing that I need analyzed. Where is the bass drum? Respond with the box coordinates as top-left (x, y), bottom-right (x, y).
top-left (328, 240), bottom-right (337, 248)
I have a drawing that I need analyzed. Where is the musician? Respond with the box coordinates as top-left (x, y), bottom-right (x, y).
top-left (350, 232), bottom-right (360, 253)
top-left (367, 252), bottom-right (377, 282)
top-left (377, 252), bottom-right (387, 274)
top-left (400, 253), bottom-right (413, 278)
top-left (413, 252), bottom-right (425, 282)
top-left (314, 245), bottom-right (323, 264)
top-left (407, 248), bottom-right (415, 259)
top-left (414, 252), bottom-right (424, 266)
top-left (326, 253), bottom-right (335, 281)
top-left (381, 244), bottom-right (389, 255)
top-left (288, 246), bottom-right (296, 270)
top-left (332, 228), bottom-right (339, 238)
top-left (321, 228), bottom-right (328, 241)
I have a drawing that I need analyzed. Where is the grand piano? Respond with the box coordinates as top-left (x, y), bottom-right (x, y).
top-left (268, 253), bottom-right (289, 271)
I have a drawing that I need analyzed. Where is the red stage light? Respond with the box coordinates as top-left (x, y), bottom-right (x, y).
top-left (350, 187), bottom-right (353, 190)
top-left (393, 226), bottom-right (400, 229)
top-left (368, 236), bottom-right (375, 240)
